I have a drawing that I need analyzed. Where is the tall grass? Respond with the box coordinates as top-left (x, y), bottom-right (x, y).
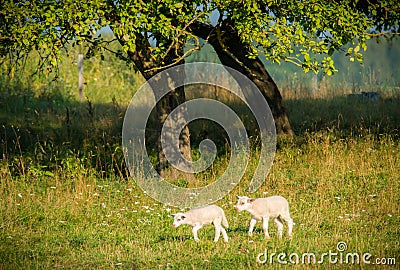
top-left (0, 46), bottom-right (399, 269)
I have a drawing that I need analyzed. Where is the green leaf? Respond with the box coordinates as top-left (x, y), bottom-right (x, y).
top-left (304, 53), bottom-right (311, 62)
top-left (347, 47), bottom-right (353, 55)
top-left (175, 3), bottom-right (183, 9)
top-left (22, 38), bottom-right (30, 46)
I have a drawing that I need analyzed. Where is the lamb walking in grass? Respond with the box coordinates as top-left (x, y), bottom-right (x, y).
top-left (235, 195), bottom-right (293, 239)
top-left (171, 205), bottom-right (229, 242)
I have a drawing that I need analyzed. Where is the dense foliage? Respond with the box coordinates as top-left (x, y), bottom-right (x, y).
top-left (1, 0), bottom-right (399, 76)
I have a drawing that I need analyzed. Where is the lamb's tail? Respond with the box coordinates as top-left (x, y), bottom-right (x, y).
top-left (222, 212), bottom-right (229, 228)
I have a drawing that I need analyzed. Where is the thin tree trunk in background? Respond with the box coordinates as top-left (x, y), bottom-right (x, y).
top-left (78, 54), bottom-right (84, 103)
top-left (191, 21), bottom-right (295, 137)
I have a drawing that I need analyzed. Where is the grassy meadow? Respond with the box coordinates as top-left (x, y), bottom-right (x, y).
top-left (0, 47), bottom-right (399, 269)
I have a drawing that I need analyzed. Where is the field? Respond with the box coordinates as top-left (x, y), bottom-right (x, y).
top-left (0, 48), bottom-right (399, 269)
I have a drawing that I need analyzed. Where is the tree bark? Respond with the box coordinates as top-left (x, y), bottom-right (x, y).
top-left (191, 21), bottom-right (294, 137)
top-left (118, 34), bottom-right (193, 180)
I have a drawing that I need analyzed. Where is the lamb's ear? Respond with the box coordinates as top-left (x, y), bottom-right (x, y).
top-left (181, 215), bottom-right (186, 220)
top-left (170, 214), bottom-right (176, 218)
top-left (249, 198), bottom-right (256, 203)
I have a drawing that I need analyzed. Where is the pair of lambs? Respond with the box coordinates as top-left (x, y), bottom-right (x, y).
top-left (171, 195), bottom-right (294, 243)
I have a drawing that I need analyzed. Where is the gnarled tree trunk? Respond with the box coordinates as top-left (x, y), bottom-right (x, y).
top-left (191, 21), bottom-right (294, 137)
top-left (119, 34), bottom-right (194, 181)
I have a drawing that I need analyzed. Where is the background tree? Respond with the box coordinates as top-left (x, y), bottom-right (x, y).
top-left (1, 0), bottom-right (399, 172)
top-left (1, 1), bottom-right (201, 177)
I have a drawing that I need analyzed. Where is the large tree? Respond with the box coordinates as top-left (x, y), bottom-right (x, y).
top-left (1, 0), bottom-right (399, 171)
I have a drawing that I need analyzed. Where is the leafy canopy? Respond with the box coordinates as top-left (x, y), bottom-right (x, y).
top-left (1, 0), bottom-right (399, 76)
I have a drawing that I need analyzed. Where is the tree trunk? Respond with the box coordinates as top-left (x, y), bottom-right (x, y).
top-left (191, 21), bottom-right (294, 137)
top-left (154, 75), bottom-right (192, 179)
top-left (120, 34), bottom-right (194, 180)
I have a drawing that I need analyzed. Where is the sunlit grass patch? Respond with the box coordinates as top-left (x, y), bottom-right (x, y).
top-left (1, 127), bottom-right (399, 268)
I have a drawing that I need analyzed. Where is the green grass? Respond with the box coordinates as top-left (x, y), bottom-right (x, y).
top-left (1, 130), bottom-right (399, 269)
top-left (0, 50), bottom-right (399, 269)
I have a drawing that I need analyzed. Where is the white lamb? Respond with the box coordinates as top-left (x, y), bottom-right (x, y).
top-left (235, 195), bottom-right (293, 239)
top-left (171, 205), bottom-right (229, 242)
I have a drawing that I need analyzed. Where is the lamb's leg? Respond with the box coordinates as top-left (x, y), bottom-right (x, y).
top-left (192, 225), bottom-right (202, 242)
top-left (262, 217), bottom-right (270, 239)
top-left (281, 212), bottom-right (294, 238)
top-left (221, 227), bottom-right (229, 243)
top-left (214, 221), bottom-right (221, 242)
top-left (274, 217), bottom-right (284, 238)
top-left (248, 218), bottom-right (257, 236)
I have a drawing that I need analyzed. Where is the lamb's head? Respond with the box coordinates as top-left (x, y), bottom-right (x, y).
top-left (171, 213), bottom-right (186, 228)
top-left (235, 196), bottom-right (255, 212)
